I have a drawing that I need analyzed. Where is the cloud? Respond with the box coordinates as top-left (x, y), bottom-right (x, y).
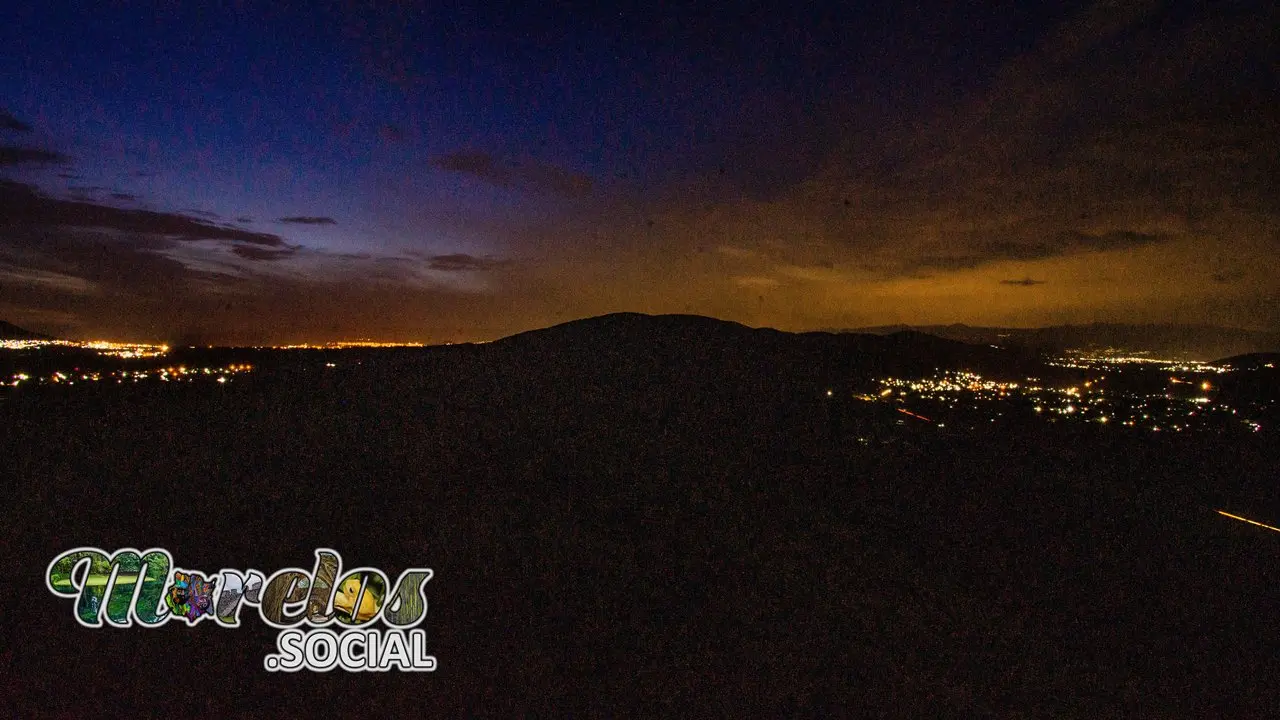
top-left (231, 245), bottom-right (298, 261)
top-left (0, 263), bottom-right (97, 295)
top-left (724, 1), bottom-right (1276, 285)
top-left (426, 253), bottom-right (507, 272)
top-left (0, 210), bottom-right (530, 342)
top-left (716, 246), bottom-right (765, 261)
top-left (733, 275), bottom-right (781, 289)
top-left (0, 180), bottom-right (286, 246)
top-left (278, 216), bottom-right (338, 225)
top-left (0, 110), bottom-right (33, 133)
top-left (1068, 231), bottom-right (1169, 253)
top-left (1000, 278), bottom-right (1046, 286)
top-left (432, 151), bottom-right (593, 197)
top-left (0, 180), bottom-right (502, 333)
top-left (0, 146), bottom-right (70, 166)
top-left (903, 231), bottom-right (1172, 274)
top-left (432, 152), bottom-right (503, 181)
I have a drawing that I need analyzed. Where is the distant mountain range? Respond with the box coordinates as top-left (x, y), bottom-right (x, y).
top-left (5, 313), bottom-right (1276, 361)
top-left (0, 321), bottom-right (50, 340)
top-left (837, 323), bottom-right (1280, 361)
top-left (480, 312), bottom-right (1046, 386)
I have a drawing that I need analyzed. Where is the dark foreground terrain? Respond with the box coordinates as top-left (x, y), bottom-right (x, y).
top-left (3, 314), bottom-right (1279, 716)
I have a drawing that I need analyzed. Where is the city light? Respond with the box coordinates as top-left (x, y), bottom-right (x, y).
top-left (266, 341), bottom-right (428, 349)
top-left (867, 360), bottom-right (1263, 435)
top-left (5, 340), bottom-right (1270, 438)
top-left (5, 363), bottom-right (252, 387)
top-left (0, 338), bottom-right (169, 357)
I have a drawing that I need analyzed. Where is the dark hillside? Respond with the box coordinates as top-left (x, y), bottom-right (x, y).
top-left (3, 314), bottom-right (1278, 715)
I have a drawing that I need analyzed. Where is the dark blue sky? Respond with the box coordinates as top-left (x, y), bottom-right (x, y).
top-left (1, 1), bottom-right (1276, 342)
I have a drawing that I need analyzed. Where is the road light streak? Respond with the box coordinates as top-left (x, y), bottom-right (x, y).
top-left (1217, 510), bottom-right (1280, 534)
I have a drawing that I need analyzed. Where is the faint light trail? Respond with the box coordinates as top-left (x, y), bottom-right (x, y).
top-left (896, 408), bottom-right (933, 422)
top-left (1217, 510), bottom-right (1280, 534)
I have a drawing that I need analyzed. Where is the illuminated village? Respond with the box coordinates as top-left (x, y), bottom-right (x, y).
top-left (866, 366), bottom-right (1266, 435)
top-left (3, 335), bottom-right (1271, 435)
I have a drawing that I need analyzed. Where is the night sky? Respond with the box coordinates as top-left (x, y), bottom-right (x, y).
top-left (2, 0), bottom-right (1276, 344)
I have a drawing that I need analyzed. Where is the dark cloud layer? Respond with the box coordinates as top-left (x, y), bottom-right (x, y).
top-left (426, 253), bottom-right (506, 273)
top-left (907, 232), bottom-right (1173, 273)
top-left (0, 110), bottom-right (33, 133)
top-left (231, 245), bottom-right (297, 261)
top-left (1000, 278), bottom-right (1047, 286)
top-left (0, 146), bottom-right (69, 166)
top-left (0, 181), bottom-right (286, 246)
top-left (278, 216), bottom-right (338, 225)
top-left (433, 152), bottom-right (593, 197)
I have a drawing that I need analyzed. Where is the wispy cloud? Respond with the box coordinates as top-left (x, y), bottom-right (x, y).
top-left (425, 253), bottom-right (507, 272)
top-left (732, 275), bottom-right (781, 289)
top-left (278, 216), bottom-right (338, 225)
top-left (0, 110), bottom-right (33, 133)
top-left (0, 146), bottom-right (70, 166)
top-left (0, 181), bottom-right (286, 246)
top-left (432, 151), bottom-right (593, 197)
top-left (0, 263), bottom-right (97, 295)
top-left (231, 245), bottom-right (299, 261)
